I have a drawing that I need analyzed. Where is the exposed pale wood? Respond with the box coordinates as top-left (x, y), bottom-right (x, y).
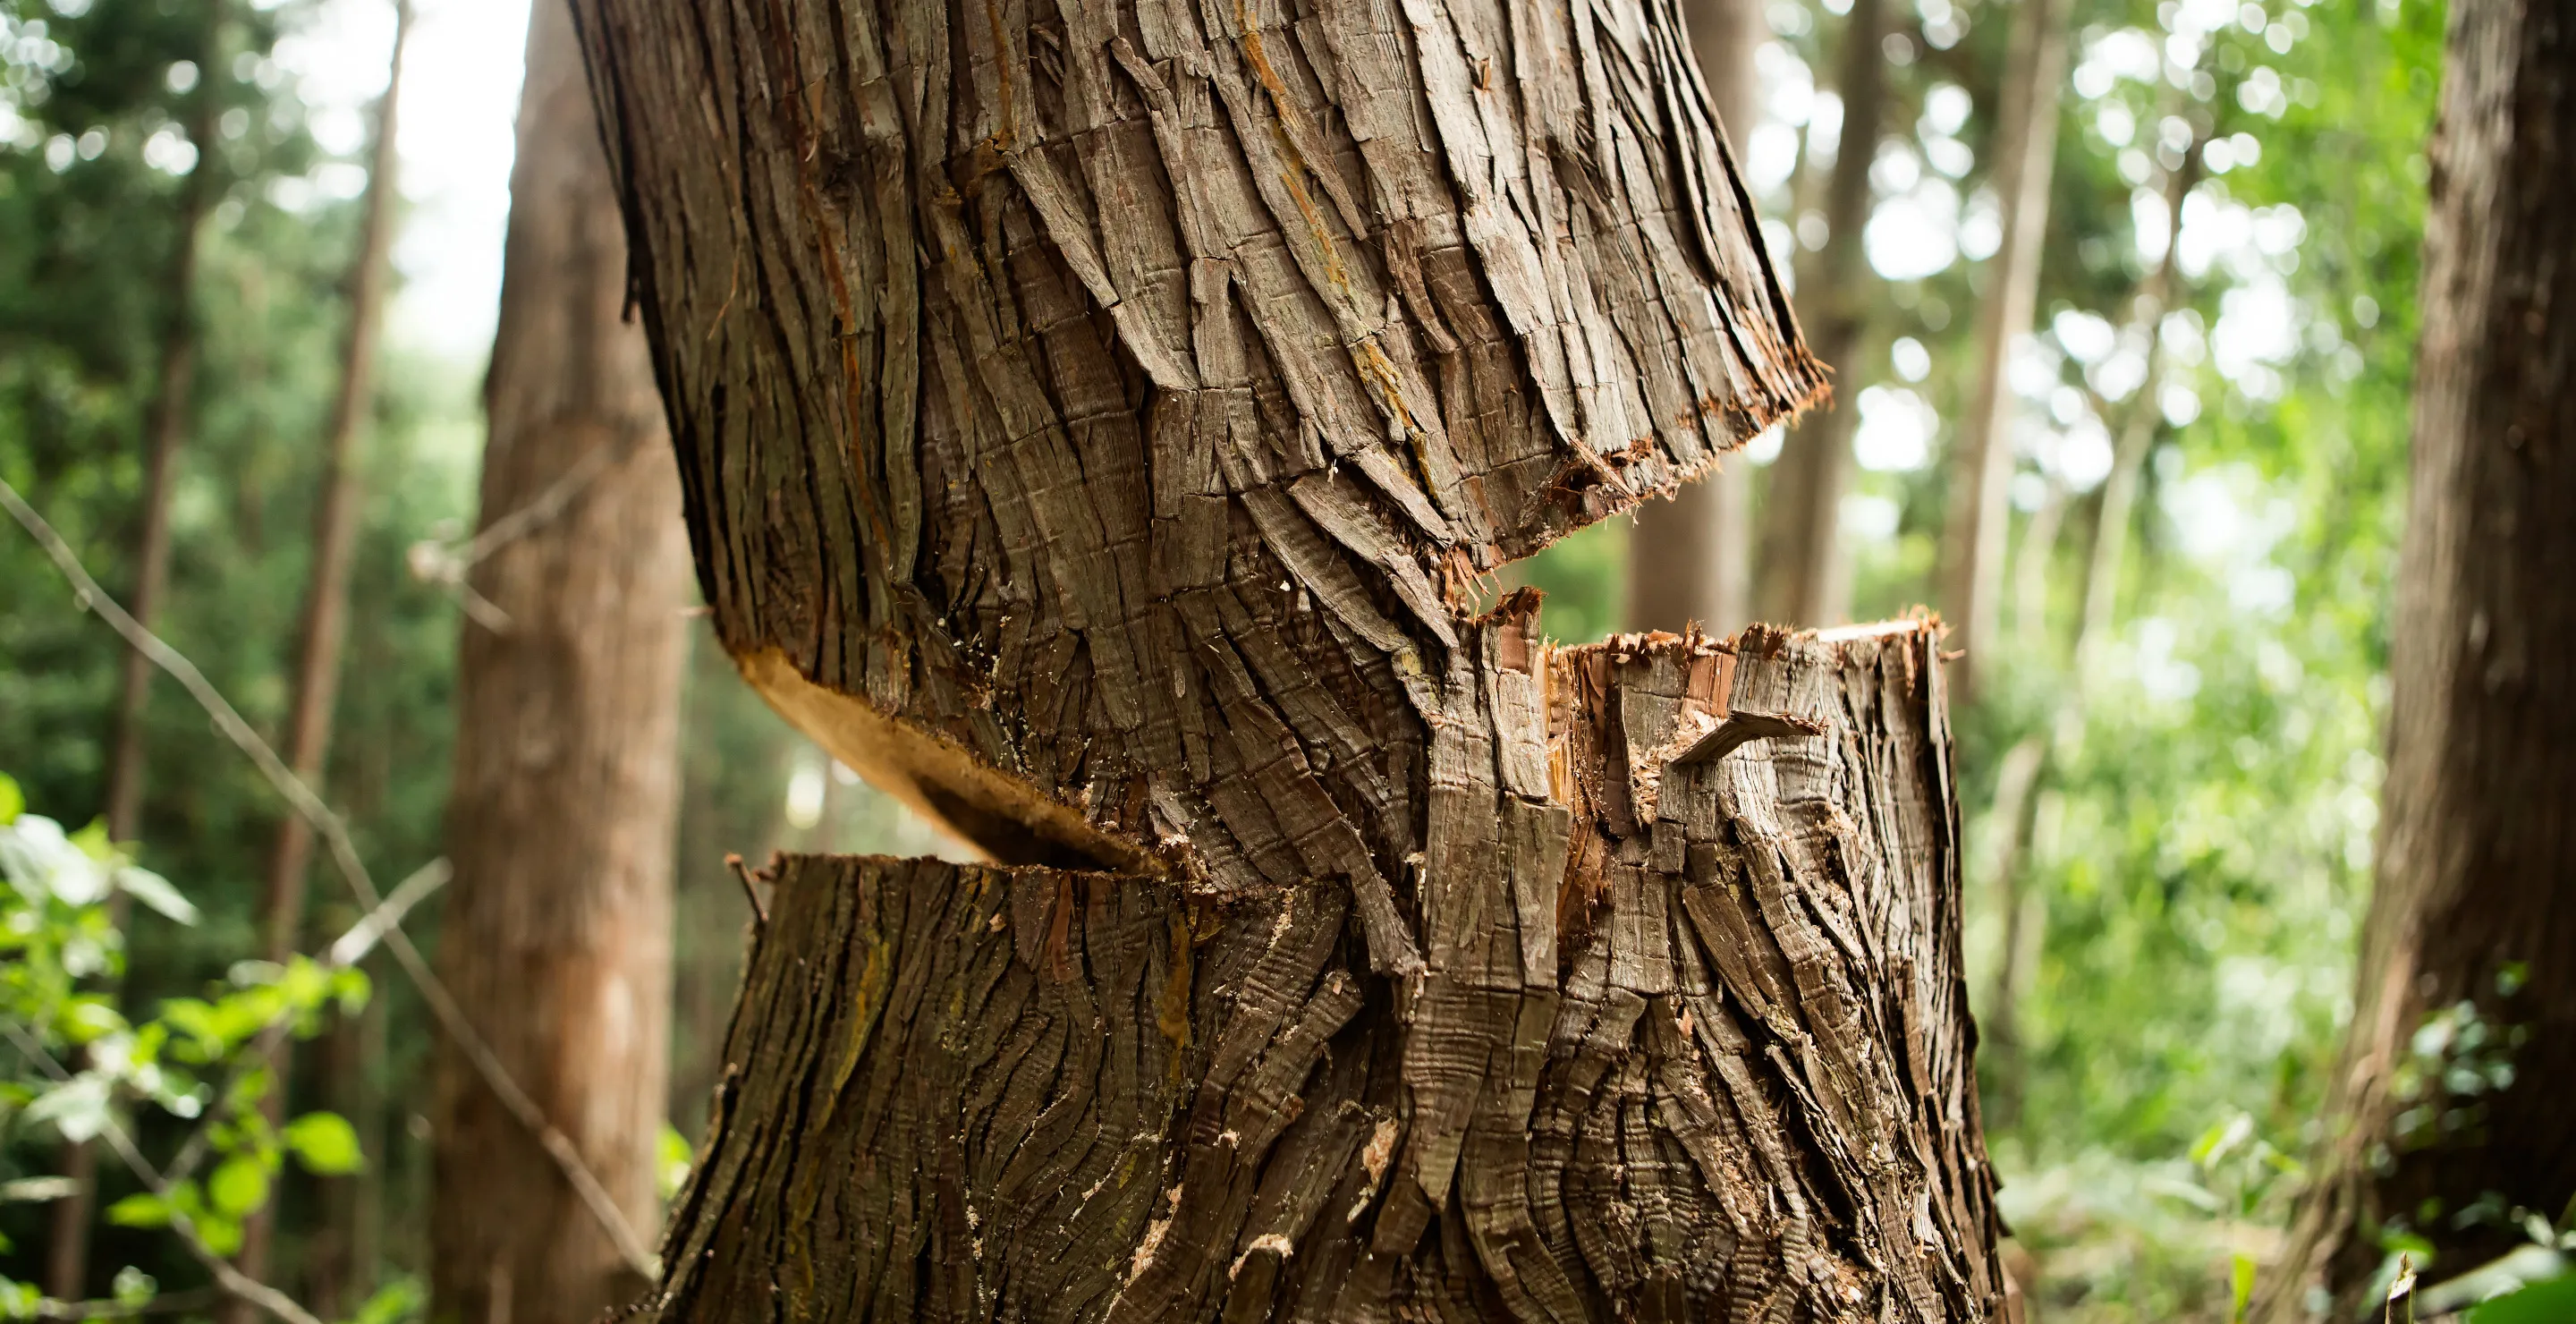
top-left (2259, 6), bottom-right (2576, 1317)
top-left (425, 2), bottom-right (691, 1321)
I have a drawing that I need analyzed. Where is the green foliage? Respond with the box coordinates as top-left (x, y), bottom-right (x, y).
top-left (1516, 0), bottom-right (2453, 1317)
top-left (0, 772), bottom-right (369, 1303)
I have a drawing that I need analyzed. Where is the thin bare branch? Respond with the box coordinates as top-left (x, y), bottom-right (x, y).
top-left (0, 477), bottom-right (658, 1277)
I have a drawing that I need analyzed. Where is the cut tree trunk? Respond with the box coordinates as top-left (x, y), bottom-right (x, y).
top-left (2258, 6), bottom-right (2576, 1319)
top-left (1626, 0), bottom-right (1767, 639)
top-left (567, 0), bottom-right (2000, 1312)
top-left (425, 0), bottom-right (692, 1320)
top-left (1750, 0), bottom-right (1886, 630)
top-left (227, 6), bottom-right (408, 1313)
top-left (1934, 0), bottom-right (2067, 700)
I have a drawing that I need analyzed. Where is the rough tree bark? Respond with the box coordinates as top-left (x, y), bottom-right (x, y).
top-left (227, 8), bottom-right (408, 1314)
top-left (1625, 0), bottom-right (1766, 638)
top-left (1934, 0), bottom-right (2067, 700)
top-left (50, 13), bottom-right (225, 1296)
top-left (568, 0), bottom-right (2002, 1313)
top-left (425, 1), bottom-right (692, 1321)
top-left (1750, 0), bottom-right (1885, 630)
top-left (2258, 5), bottom-right (2576, 1318)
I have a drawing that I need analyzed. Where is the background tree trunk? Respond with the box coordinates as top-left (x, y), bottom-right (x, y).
top-left (227, 8), bottom-right (408, 1312)
top-left (1935, 0), bottom-right (2069, 699)
top-left (568, 0), bottom-right (2002, 1311)
top-left (49, 15), bottom-right (225, 1295)
top-left (1750, 0), bottom-right (1886, 630)
top-left (424, 0), bottom-right (692, 1320)
top-left (2258, 5), bottom-right (2576, 1318)
top-left (1625, 0), bottom-right (1767, 638)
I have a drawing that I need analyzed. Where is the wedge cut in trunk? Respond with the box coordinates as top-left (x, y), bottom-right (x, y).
top-left (664, 619), bottom-right (2001, 1323)
top-left (566, 0), bottom-right (2001, 1314)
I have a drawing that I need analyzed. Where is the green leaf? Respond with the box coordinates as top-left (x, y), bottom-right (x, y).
top-left (345, 1277), bottom-right (426, 1324)
top-left (103, 1192), bottom-right (172, 1229)
top-left (0, 775), bottom-right (22, 825)
top-left (208, 1154), bottom-right (271, 1218)
top-left (2470, 1273), bottom-right (2576, 1324)
top-left (114, 865), bottom-right (198, 925)
top-left (284, 1111), bottom-right (365, 1175)
top-left (330, 966), bottom-right (372, 1015)
top-left (657, 1123), bottom-right (694, 1201)
top-left (66, 819), bottom-right (114, 864)
top-left (110, 1266), bottom-right (156, 1307)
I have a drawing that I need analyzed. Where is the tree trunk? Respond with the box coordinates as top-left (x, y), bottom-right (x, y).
top-left (1626, 0), bottom-right (1767, 638)
top-left (1935, 0), bottom-right (2068, 699)
top-left (225, 9), bottom-right (409, 1314)
top-left (51, 19), bottom-right (225, 1296)
top-left (424, 0), bottom-right (692, 1320)
top-left (2259, 6), bottom-right (2576, 1318)
top-left (1750, 0), bottom-right (1886, 630)
top-left (567, 0), bottom-right (2003, 1312)
top-left (2072, 141), bottom-right (2194, 678)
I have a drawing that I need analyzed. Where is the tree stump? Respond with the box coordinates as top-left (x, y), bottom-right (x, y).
top-left (564, 0), bottom-right (2003, 1314)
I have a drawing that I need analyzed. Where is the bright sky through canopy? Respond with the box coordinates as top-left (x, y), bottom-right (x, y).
top-left (277, 0), bottom-right (531, 363)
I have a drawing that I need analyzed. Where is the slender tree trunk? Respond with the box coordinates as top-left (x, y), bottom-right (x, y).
top-left (50, 23), bottom-right (225, 1297)
top-left (1936, 0), bottom-right (2070, 700)
top-left (1977, 145), bottom-right (2192, 1136)
top-left (569, 0), bottom-right (2005, 1313)
top-left (226, 10), bottom-right (409, 1313)
top-left (1751, 0), bottom-right (1887, 629)
top-left (424, 0), bottom-right (691, 1320)
top-left (2073, 145), bottom-right (2196, 678)
top-left (1627, 0), bottom-right (1767, 638)
top-left (2259, 6), bottom-right (2576, 1317)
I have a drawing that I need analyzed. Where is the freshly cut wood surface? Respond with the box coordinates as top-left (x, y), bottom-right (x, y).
top-left (655, 620), bottom-right (2003, 1323)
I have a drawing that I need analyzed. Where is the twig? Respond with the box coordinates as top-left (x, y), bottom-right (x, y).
top-left (163, 859), bottom-right (449, 1192)
top-left (405, 427), bottom-right (654, 633)
top-left (0, 476), bottom-right (658, 1277)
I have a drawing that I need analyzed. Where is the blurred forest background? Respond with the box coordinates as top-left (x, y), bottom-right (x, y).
top-left (0, 0), bottom-right (2451, 1318)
